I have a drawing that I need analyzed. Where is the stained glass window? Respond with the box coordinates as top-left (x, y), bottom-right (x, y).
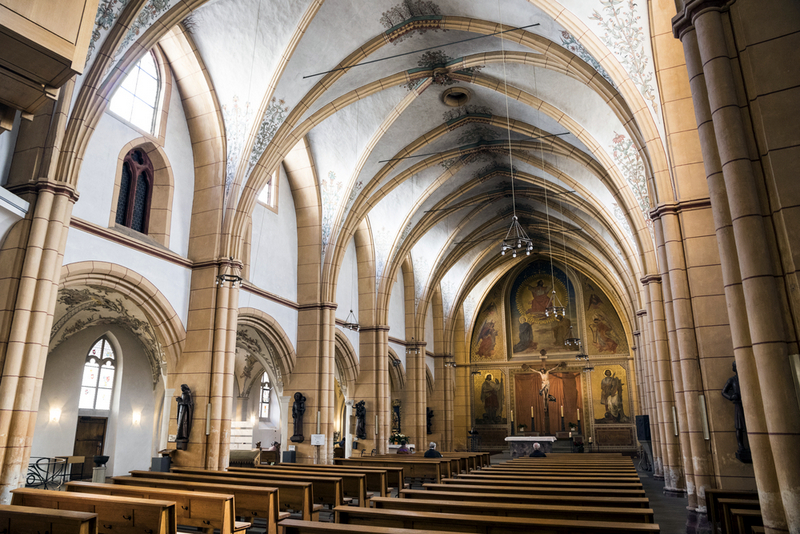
top-left (79, 337), bottom-right (116, 411)
top-left (115, 148), bottom-right (153, 234)
top-left (259, 372), bottom-right (271, 420)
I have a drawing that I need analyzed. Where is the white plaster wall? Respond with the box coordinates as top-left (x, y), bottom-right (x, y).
top-left (63, 229), bottom-right (192, 327)
top-left (0, 187), bottom-right (27, 247)
top-left (237, 290), bottom-right (299, 352)
top-left (425, 304), bottom-right (434, 376)
top-left (387, 267), bottom-right (405, 339)
top-left (73, 71), bottom-right (195, 257)
top-left (338, 326), bottom-right (360, 362)
top-left (335, 237), bottom-right (356, 321)
top-left (32, 325), bottom-right (160, 476)
top-left (249, 165), bottom-right (298, 302)
top-left (388, 341), bottom-right (406, 371)
top-left (0, 111), bottom-right (21, 186)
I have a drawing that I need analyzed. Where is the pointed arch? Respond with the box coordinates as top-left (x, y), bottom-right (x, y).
top-left (388, 347), bottom-right (405, 392)
top-left (334, 328), bottom-right (359, 398)
top-left (237, 308), bottom-right (297, 386)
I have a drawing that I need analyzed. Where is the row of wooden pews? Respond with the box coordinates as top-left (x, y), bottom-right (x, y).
top-left (707, 488), bottom-right (762, 534)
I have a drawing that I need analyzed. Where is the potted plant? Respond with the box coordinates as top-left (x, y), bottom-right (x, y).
top-left (389, 432), bottom-right (409, 445)
top-left (518, 424), bottom-right (527, 432)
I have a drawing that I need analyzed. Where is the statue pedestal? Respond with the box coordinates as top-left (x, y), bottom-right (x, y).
top-left (505, 436), bottom-right (556, 458)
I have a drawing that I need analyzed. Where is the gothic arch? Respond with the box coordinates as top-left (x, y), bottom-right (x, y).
top-left (334, 329), bottom-right (359, 398)
top-left (237, 308), bottom-right (297, 390)
top-left (388, 347), bottom-right (405, 392)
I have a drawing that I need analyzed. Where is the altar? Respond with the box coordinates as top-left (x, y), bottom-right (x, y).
top-left (505, 436), bottom-right (557, 458)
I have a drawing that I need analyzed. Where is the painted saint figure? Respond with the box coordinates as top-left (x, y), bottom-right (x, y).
top-left (526, 280), bottom-right (552, 314)
top-left (590, 313), bottom-right (618, 353)
top-left (475, 303), bottom-right (498, 358)
top-left (598, 369), bottom-right (629, 423)
top-left (175, 384), bottom-right (193, 450)
top-left (480, 374), bottom-right (503, 423)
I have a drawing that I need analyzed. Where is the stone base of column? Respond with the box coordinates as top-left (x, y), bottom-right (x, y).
top-left (664, 488), bottom-right (688, 498)
top-left (653, 475), bottom-right (665, 481)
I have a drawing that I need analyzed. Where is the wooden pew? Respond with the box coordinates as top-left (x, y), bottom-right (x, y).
top-left (721, 499), bottom-right (761, 534)
top-left (109, 476), bottom-right (284, 533)
top-left (253, 463), bottom-right (391, 496)
top-left (334, 507), bottom-right (661, 533)
top-left (706, 489), bottom-right (758, 534)
top-left (335, 458), bottom-right (442, 484)
top-left (400, 489), bottom-right (651, 509)
top-left (128, 469), bottom-right (319, 521)
top-left (11, 488), bottom-right (177, 534)
top-left (441, 477), bottom-right (644, 490)
top-left (731, 508), bottom-right (763, 534)
top-left (279, 519), bottom-right (473, 534)
top-left (0, 504), bottom-right (98, 534)
top-left (65, 481), bottom-right (248, 534)
top-left (170, 467), bottom-right (345, 509)
top-left (370, 455), bottom-right (458, 479)
top-left (409, 453), bottom-right (473, 473)
top-left (229, 465), bottom-right (368, 506)
top-left (371, 496), bottom-right (655, 523)
top-left (453, 472), bottom-right (643, 485)
top-left (423, 482), bottom-right (647, 498)
top-left (485, 466), bottom-right (639, 478)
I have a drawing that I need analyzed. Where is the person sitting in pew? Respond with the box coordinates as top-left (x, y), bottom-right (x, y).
top-left (529, 443), bottom-right (547, 458)
top-left (396, 441), bottom-right (411, 454)
top-left (424, 442), bottom-right (442, 458)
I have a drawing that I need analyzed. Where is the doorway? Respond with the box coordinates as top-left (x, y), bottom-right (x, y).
top-left (72, 416), bottom-right (107, 480)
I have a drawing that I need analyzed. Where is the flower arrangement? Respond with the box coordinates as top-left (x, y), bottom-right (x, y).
top-left (389, 432), bottom-right (409, 444)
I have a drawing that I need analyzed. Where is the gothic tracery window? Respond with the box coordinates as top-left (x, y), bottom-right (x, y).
top-left (79, 337), bottom-right (116, 411)
top-left (116, 148), bottom-right (153, 234)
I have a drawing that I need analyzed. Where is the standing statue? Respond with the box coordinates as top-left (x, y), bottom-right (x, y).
top-left (355, 400), bottom-right (367, 440)
top-left (290, 392), bottom-right (306, 443)
top-left (722, 362), bottom-right (752, 463)
top-left (175, 384), bottom-right (193, 450)
top-left (535, 362), bottom-right (564, 399)
top-left (392, 399), bottom-right (401, 434)
top-left (426, 408), bottom-right (434, 435)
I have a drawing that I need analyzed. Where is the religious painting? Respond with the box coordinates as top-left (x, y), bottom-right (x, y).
top-left (509, 262), bottom-right (578, 356)
top-left (592, 364), bottom-right (631, 424)
top-left (470, 287), bottom-right (506, 362)
top-left (581, 275), bottom-right (628, 355)
top-left (473, 369), bottom-right (506, 425)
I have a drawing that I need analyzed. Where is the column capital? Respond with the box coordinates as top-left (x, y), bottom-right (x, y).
top-left (640, 274), bottom-right (663, 285)
top-left (298, 301), bottom-right (338, 312)
top-left (649, 198), bottom-right (712, 221)
top-left (672, 0), bottom-right (734, 39)
top-left (7, 178), bottom-right (80, 204)
top-left (359, 325), bottom-right (390, 333)
top-left (637, 309), bottom-right (648, 317)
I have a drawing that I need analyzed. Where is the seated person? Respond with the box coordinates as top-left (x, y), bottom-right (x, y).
top-left (529, 442), bottom-right (547, 457)
top-left (424, 442), bottom-right (442, 458)
top-left (396, 440), bottom-right (411, 454)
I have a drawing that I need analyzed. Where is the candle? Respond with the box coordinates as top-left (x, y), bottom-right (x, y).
top-left (531, 406), bottom-right (534, 417)
top-left (511, 410), bottom-right (514, 422)
top-left (577, 408), bottom-right (580, 421)
top-left (560, 405), bottom-right (564, 417)
top-left (316, 410), bottom-right (320, 434)
top-left (374, 414), bottom-right (378, 435)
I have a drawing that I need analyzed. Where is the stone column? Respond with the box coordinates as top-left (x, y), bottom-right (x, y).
top-left (675, 14), bottom-right (790, 531)
top-left (280, 395), bottom-right (291, 453)
top-left (642, 275), bottom-right (685, 492)
top-left (638, 309), bottom-right (664, 478)
top-left (355, 326), bottom-right (389, 455)
top-left (344, 399), bottom-right (354, 458)
top-left (678, 7), bottom-right (800, 530)
top-left (452, 310), bottom-right (470, 451)
top-left (0, 183), bottom-right (77, 503)
top-left (404, 339), bottom-right (427, 449)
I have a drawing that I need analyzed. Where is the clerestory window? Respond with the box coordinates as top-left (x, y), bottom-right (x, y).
top-left (115, 148), bottom-right (153, 234)
top-left (109, 51), bottom-right (161, 134)
top-left (259, 372), bottom-right (271, 419)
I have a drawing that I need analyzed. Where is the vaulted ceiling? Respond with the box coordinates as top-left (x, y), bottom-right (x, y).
top-left (81, 0), bottom-right (671, 338)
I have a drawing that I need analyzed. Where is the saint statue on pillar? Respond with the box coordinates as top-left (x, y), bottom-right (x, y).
top-left (290, 392), bottom-right (306, 443)
top-left (722, 362), bottom-right (752, 463)
top-left (175, 384), bottom-right (193, 450)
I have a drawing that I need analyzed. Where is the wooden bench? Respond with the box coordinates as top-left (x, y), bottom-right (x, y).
top-left (706, 489), bottom-right (758, 534)
top-left (400, 488), bottom-right (650, 509)
top-left (371, 496), bottom-right (655, 523)
top-left (485, 466), bottom-right (639, 477)
top-left (257, 463), bottom-right (391, 496)
top-left (279, 519), bottom-right (473, 534)
top-left (128, 469), bottom-right (319, 521)
top-left (334, 458), bottom-right (442, 483)
top-left (454, 472), bottom-right (643, 485)
top-left (229, 465), bottom-right (370, 506)
top-left (65, 481), bottom-right (248, 534)
top-left (423, 482), bottom-right (647, 498)
top-left (442, 477), bottom-right (644, 490)
top-left (171, 467), bottom-right (345, 510)
top-left (721, 499), bottom-right (761, 534)
top-left (373, 456), bottom-right (459, 478)
top-left (0, 504), bottom-right (98, 534)
top-left (110, 476), bottom-right (283, 534)
top-left (11, 488), bottom-right (177, 534)
top-left (334, 506), bottom-right (660, 533)
top-left (731, 508), bottom-right (763, 534)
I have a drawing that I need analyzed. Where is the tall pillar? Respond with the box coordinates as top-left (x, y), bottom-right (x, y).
top-left (638, 309), bottom-right (664, 478)
top-left (452, 309), bottom-right (469, 451)
top-left (0, 183), bottom-right (77, 503)
top-left (674, 5), bottom-right (800, 530)
top-left (355, 326), bottom-right (389, 455)
top-left (642, 276), bottom-right (685, 492)
top-left (404, 338), bottom-right (427, 449)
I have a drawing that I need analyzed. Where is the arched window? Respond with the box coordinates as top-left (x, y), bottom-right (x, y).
top-left (257, 171), bottom-right (276, 208)
top-left (259, 372), bottom-right (271, 420)
top-left (79, 337), bottom-right (116, 411)
top-left (109, 51), bottom-right (161, 134)
top-left (116, 148), bottom-right (153, 233)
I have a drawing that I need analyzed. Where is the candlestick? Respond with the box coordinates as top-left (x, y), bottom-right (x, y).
top-left (577, 408), bottom-right (580, 421)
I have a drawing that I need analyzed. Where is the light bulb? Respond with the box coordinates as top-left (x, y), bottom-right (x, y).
top-left (501, 250), bottom-right (506, 255)
top-left (526, 250), bottom-right (530, 255)
top-left (512, 252), bottom-right (517, 258)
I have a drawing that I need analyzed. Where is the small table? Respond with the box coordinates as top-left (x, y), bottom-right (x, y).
top-left (504, 436), bottom-right (557, 458)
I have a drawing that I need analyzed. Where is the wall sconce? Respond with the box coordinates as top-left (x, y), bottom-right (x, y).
top-left (250, 415), bottom-right (256, 426)
top-left (49, 408), bottom-right (61, 423)
top-left (132, 411), bottom-right (141, 425)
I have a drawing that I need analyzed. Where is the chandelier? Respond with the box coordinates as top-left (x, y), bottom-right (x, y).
top-left (544, 291), bottom-right (565, 320)
top-left (501, 216), bottom-right (534, 258)
top-left (342, 309), bottom-right (359, 331)
top-left (564, 325), bottom-right (581, 348)
top-left (216, 257), bottom-right (243, 288)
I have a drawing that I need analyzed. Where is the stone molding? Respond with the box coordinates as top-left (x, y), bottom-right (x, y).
top-left (7, 179), bottom-right (81, 204)
top-left (672, 0), bottom-right (735, 39)
top-left (640, 274), bottom-right (663, 285)
top-left (649, 198), bottom-right (712, 220)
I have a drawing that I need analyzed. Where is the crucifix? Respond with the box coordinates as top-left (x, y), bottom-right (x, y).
top-left (535, 352), bottom-right (564, 435)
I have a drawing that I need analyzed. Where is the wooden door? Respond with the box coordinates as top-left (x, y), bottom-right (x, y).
top-left (72, 416), bottom-right (107, 480)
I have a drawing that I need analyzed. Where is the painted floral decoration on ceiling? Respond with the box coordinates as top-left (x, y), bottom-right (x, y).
top-left (87, 0), bottom-right (130, 64)
top-left (247, 97), bottom-right (291, 179)
top-left (380, 0), bottom-right (445, 44)
top-left (559, 31), bottom-right (616, 88)
top-left (321, 171), bottom-right (344, 259)
top-left (401, 50), bottom-right (483, 91)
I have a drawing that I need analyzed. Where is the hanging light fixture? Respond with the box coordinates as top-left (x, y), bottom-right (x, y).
top-left (216, 257), bottom-right (243, 288)
top-left (544, 290), bottom-right (565, 320)
top-left (406, 337), bottom-right (420, 356)
top-left (564, 325), bottom-right (581, 348)
top-left (343, 309), bottom-right (359, 331)
top-left (496, 8), bottom-right (533, 260)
